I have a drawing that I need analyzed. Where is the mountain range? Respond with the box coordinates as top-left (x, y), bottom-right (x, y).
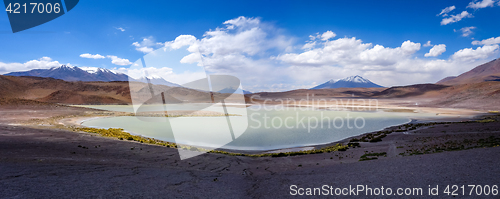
top-left (4, 65), bottom-right (255, 94)
top-left (4, 65), bottom-right (180, 86)
top-left (311, 75), bottom-right (383, 89)
top-left (6, 65), bottom-right (129, 82)
top-left (3, 57), bottom-right (500, 97)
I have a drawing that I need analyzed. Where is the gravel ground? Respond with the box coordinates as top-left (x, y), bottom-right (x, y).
top-left (0, 120), bottom-right (499, 198)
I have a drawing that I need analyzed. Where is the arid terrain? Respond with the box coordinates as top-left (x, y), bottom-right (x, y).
top-left (1, 58), bottom-right (500, 197)
top-left (0, 103), bottom-right (499, 198)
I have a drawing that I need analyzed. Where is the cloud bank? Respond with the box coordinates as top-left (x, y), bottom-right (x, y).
top-left (80, 53), bottom-right (105, 59)
top-left (147, 17), bottom-right (499, 91)
top-left (472, 36), bottom-right (500, 45)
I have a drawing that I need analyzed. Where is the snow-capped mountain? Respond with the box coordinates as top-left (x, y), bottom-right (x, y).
top-left (81, 67), bottom-right (115, 74)
top-left (5, 65), bottom-right (129, 82)
top-left (135, 75), bottom-right (181, 87)
top-left (311, 75), bottom-right (383, 89)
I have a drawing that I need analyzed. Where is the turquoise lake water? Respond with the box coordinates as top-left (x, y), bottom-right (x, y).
top-left (79, 104), bottom-right (417, 151)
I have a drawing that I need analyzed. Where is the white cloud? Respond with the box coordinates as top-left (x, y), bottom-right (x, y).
top-left (274, 34), bottom-right (497, 87)
top-left (196, 16), bottom-right (292, 57)
top-left (401, 40), bottom-right (421, 54)
top-left (132, 36), bottom-right (162, 54)
top-left (278, 39), bottom-right (420, 67)
top-left (320, 31), bottom-right (336, 41)
top-left (135, 46), bottom-right (154, 54)
top-left (160, 17), bottom-right (294, 91)
top-left (472, 36), bottom-right (500, 45)
top-left (302, 41), bottom-right (316, 49)
top-left (437, 5), bottom-right (456, 16)
top-left (80, 53), bottom-right (105, 59)
top-left (0, 57), bottom-right (64, 74)
top-left (467, 0), bottom-right (496, 9)
top-left (309, 33), bottom-right (320, 40)
top-left (425, 44), bottom-right (447, 57)
top-left (301, 31), bottom-right (334, 49)
top-left (274, 39), bottom-right (469, 87)
top-left (107, 55), bottom-right (132, 66)
top-left (456, 26), bottom-right (476, 37)
top-left (164, 35), bottom-right (197, 50)
top-left (451, 45), bottom-right (499, 62)
top-left (115, 67), bottom-right (173, 79)
top-left (223, 16), bottom-right (260, 30)
top-left (423, 41), bottom-right (433, 47)
top-left (115, 27), bottom-right (125, 32)
top-left (441, 11), bottom-right (473, 25)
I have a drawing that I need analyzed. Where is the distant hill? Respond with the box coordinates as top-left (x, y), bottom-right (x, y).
top-left (0, 75), bottom-right (242, 105)
top-left (436, 76), bottom-right (457, 84)
top-left (2, 75), bottom-right (500, 110)
top-left (251, 87), bottom-right (385, 99)
top-left (135, 75), bottom-right (181, 87)
top-left (437, 58), bottom-right (500, 85)
top-left (311, 75), bottom-right (383, 89)
top-left (371, 84), bottom-right (449, 98)
top-left (0, 75), bottom-right (132, 105)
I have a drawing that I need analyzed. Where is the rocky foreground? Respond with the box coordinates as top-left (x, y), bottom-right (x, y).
top-left (0, 105), bottom-right (499, 198)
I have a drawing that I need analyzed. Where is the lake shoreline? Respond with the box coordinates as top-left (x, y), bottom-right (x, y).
top-left (3, 103), bottom-right (494, 155)
top-left (56, 105), bottom-right (493, 154)
top-left (1, 104), bottom-right (499, 197)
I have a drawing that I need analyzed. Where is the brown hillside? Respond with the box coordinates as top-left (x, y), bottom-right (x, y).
top-left (246, 82), bottom-right (500, 110)
top-left (438, 58), bottom-right (500, 85)
top-left (436, 76), bottom-right (456, 84)
top-left (372, 84), bottom-right (449, 98)
top-left (426, 82), bottom-right (500, 110)
top-left (0, 75), bottom-right (239, 105)
top-left (38, 90), bottom-right (129, 105)
top-left (0, 75), bottom-right (133, 105)
top-left (251, 87), bottom-right (385, 99)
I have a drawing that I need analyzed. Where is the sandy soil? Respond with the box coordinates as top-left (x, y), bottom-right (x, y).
top-left (57, 110), bottom-right (237, 128)
top-left (251, 98), bottom-right (486, 118)
top-left (1, 105), bottom-right (499, 198)
top-left (0, 106), bottom-right (94, 125)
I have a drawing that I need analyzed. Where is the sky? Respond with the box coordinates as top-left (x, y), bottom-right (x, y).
top-left (1, 0), bottom-right (500, 92)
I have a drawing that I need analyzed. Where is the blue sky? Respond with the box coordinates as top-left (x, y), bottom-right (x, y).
top-left (1, 0), bottom-right (500, 91)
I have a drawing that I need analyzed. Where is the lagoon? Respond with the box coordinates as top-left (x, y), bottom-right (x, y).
top-left (78, 104), bottom-right (424, 151)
